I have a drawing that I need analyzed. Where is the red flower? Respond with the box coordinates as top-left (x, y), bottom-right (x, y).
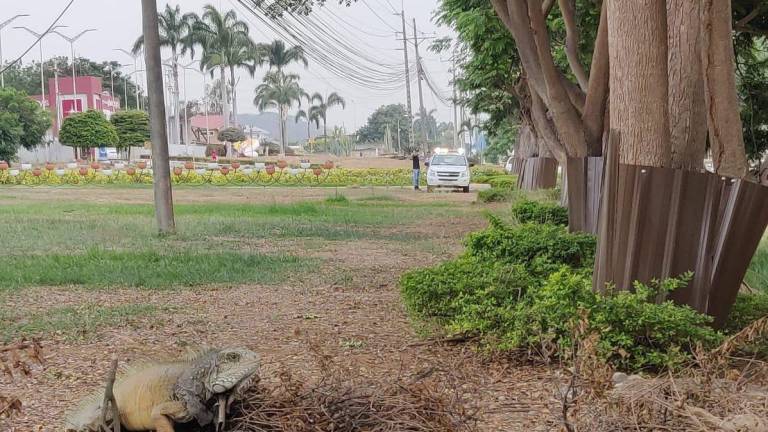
top-left (137, 161), bottom-right (148, 170)
top-left (173, 167), bottom-right (183, 176)
top-left (79, 167), bottom-right (89, 176)
top-left (127, 167), bottom-right (137, 176)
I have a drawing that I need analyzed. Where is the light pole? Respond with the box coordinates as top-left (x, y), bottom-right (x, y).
top-left (115, 48), bottom-right (142, 108)
top-left (125, 69), bottom-right (145, 110)
top-left (0, 14), bottom-right (29, 87)
top-left (52, 29), bottom-right (96, 111)
top-left (14, 25), bottom-right (66, 108)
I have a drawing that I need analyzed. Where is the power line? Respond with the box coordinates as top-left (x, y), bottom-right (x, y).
top-left (0, 0), bottom-right (77, 75)
top-left (360, 0), bottom-right (399, 32)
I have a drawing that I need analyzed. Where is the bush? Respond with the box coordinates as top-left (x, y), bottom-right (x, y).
top-left (465, 216), bottom-right (596, 269)
top-left (486, 175), bottom-right (517, 190)
top-left (724, 292), bottom-right (768, 334)
top-left (325, 193), bottom-right (349, 204)
top-left (400, 257), bottom-right (536, 324)
top-left (477, 188), bottom-right (514, 203)
top-left (511, 199), bottom-right (569, 226)
top-left (511, 270), bottom-right (722, 371)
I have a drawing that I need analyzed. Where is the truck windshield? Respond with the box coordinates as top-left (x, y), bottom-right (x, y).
top-left (430, 155), bottom-right (467, 166)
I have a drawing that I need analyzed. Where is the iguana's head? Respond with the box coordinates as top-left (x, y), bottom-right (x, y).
top-left (206, 348), bottom-right (260, 394)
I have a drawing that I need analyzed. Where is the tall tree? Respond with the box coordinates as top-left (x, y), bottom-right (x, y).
top-left (193, 5), bottom-right (256, 128)
top-left (0, 88), bottom-right (51, 161)
top-left (133, 4), bottom-right (197, 145)
top-left (256, 40), bottom-right (309, 73)
top-left (356, 104), bottom-right (413, 152)
top-left (253, 71), bottom-right (305, 155)
top-left (311, 92), bottom-right (346, 140)
top-left (295, 96), bottom-right (321, 144)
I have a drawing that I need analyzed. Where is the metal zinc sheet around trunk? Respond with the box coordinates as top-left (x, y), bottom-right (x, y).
top-left (593, 132), bottom-right (768, 326)
top-left (509, 158), bottom-right (525, 175)
top-left (517, 157), bottom-right (558, 191)
top-left (566, 157), bottom-right (605, 234)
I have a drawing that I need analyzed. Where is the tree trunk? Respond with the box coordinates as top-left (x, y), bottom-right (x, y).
top-left (582, 0), bottom-right (609, 156)
top-left (557, 0), bottom-right (589, 90)
top-left (608, 0), bottom-right (670, 167)
top-left (230, 66), bottom-right (238, 127)
top-left (701, 0), bottom-right (749, 178)
top-left (667, 0), bottom-right (707, 171)
top-left (220, 66), bottom-right (230, 129)
top-left (279, 106), bottom-right (286, 156)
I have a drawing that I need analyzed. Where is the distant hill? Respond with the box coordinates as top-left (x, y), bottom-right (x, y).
top-left (237, 112), bottom-right (320, 144)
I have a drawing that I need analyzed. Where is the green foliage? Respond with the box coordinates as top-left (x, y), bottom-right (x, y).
top-left (356, 104), bottom-right (413, 151)
top-left (110, 110), bottom-right (150, 148)
top-left (325, 193), bottom-right (349, 204)
top-left (484, 122), bottom-right (517, 164)
top-left (0, 87), bottom-right (51, 160)
top-left (218, 127), bottom-right (247, 144)
top-left (724, 292), bottom-right (768, 334)
top-left (59, 110), bottom-right (118, 149)
top-left (477, 188), bottom-right (514, 203)
top-left (401, 257), bottom-right (535, 324)
top-left (465, 216), bottom-right (596, 268)
top-left (512, 270), bottom-right (722, 371)
top-left (511, 200), bottom-right (569, 226)
top-left (486, 175), bottom-right (517, 190)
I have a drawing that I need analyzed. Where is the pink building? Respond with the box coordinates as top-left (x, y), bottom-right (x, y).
top-left (32, 76), bottom-right (120, 135)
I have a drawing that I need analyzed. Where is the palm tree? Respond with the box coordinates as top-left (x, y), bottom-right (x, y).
top-left (133, 4), bottom-right (197, 145)
top-left (192, 5), bottom-right (257, 128)
top-left (295, 93), bottom-right (321, 147)
top-left (254, 71), bottom-right (305, 156)
top-left (311, 92), bottom-right (346, 142)
top-left (256, 40), bottom-right (308, 73)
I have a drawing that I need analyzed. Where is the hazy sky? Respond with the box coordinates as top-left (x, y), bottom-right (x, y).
top-left (1, 0), bottom-right (455, 131)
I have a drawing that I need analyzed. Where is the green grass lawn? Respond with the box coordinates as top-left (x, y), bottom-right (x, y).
top-left (0, 198), bottom-right (463, 292)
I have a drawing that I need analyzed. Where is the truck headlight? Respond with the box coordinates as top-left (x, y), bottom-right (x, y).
top-left (459, 171), bottom-right (469, 179)
top-left (428, 170), bottom-right (437, 178)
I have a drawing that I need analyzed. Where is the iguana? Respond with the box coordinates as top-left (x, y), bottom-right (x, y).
top-left (64, 347), bottom-right (260, 432)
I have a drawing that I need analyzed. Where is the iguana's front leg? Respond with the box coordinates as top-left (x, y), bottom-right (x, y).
top-left (151, 401), bottom-right (187, 432)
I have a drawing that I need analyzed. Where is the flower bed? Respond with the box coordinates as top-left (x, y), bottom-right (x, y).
top-left (0, 161), bottom-right (431, 187)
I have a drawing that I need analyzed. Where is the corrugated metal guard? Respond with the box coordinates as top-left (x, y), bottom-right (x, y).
top-left (592, 133), bottom-right (768, 325)
top-left (509, 158), bottom-right (525, 175)
top-left (566, 157), bottom-right (605, 234)
top-left (517, 157), bottom-right (558, 191)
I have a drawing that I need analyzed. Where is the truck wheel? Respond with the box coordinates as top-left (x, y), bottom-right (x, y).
top-left (427, 186), bottom-right (434, 193)
top-left (462, 186), bottom-right (470, 193)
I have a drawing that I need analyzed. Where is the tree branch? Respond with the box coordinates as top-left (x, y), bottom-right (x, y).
top-left (735, 5), bottom-right (764, 28)
top-left (558, 0), bottom-right (589, 90)
top-left (582, 0), bottom-right (609, 156)
top-left (527, 0), bottom-right (587, 157)
top-left (543, 0), bottom-right (556, 17)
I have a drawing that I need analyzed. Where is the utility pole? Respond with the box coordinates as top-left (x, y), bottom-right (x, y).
top-left (451, 53), bottom-right (459, 151)
top-left (412, 18), bottom-right (429, 155)
top-left (142, 0), bottom-right (175, 234)
top-left (0, 15), bottom-right (29, 88)
top-left (396, 10), bottom-right (414, 152)
top-left (396, 118), bottom-right (402, 154)
top-left (15, 25), bottom-right (65, 108)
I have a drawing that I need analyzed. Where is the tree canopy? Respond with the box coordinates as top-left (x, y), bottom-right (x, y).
top-left (356, 104), bottom-right (413, 151)
top-left (60, 110), bottom-right (119, 149)
top-left (110, 110), bottom-right (150, 149)
top-left (0, 88), bottom-right (52, 161)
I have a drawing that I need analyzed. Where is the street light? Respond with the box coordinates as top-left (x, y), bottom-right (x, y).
top-left (14, 25), bottom-right (66, 108)
top-left (52, 28), bottom-right (96, 110)
top-left (0, 14), bottom-right (29, 87)
top-left (115, 48), bottom-right (144, 111)
top-left (125, 69), bottom-right (145, 110)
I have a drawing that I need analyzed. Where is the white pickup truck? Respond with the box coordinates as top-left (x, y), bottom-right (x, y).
top-left (426, 153), bottom-right (472, 193)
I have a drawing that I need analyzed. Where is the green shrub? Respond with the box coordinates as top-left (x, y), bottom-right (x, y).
top-left (511, 199), bottom-right (569, 226)
top-left (511, 270), bottom-right (722, 371)
top-left (477, 188), bottom-right (514, 203)
top-left (724, 292), bottom-right (768, 334)
top-left (400, 257), bottom-right (535, 323)
top-left (465, 216), bottom-right (596, 269)
top-left (487, 175), bottom-right (517, 190)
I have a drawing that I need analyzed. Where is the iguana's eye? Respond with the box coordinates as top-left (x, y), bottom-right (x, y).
top-left (225, 352), bottom-right (241, 362)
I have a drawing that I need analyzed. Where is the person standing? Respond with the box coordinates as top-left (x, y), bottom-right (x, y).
top-left (412, 152), bottom-right (421, 190)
